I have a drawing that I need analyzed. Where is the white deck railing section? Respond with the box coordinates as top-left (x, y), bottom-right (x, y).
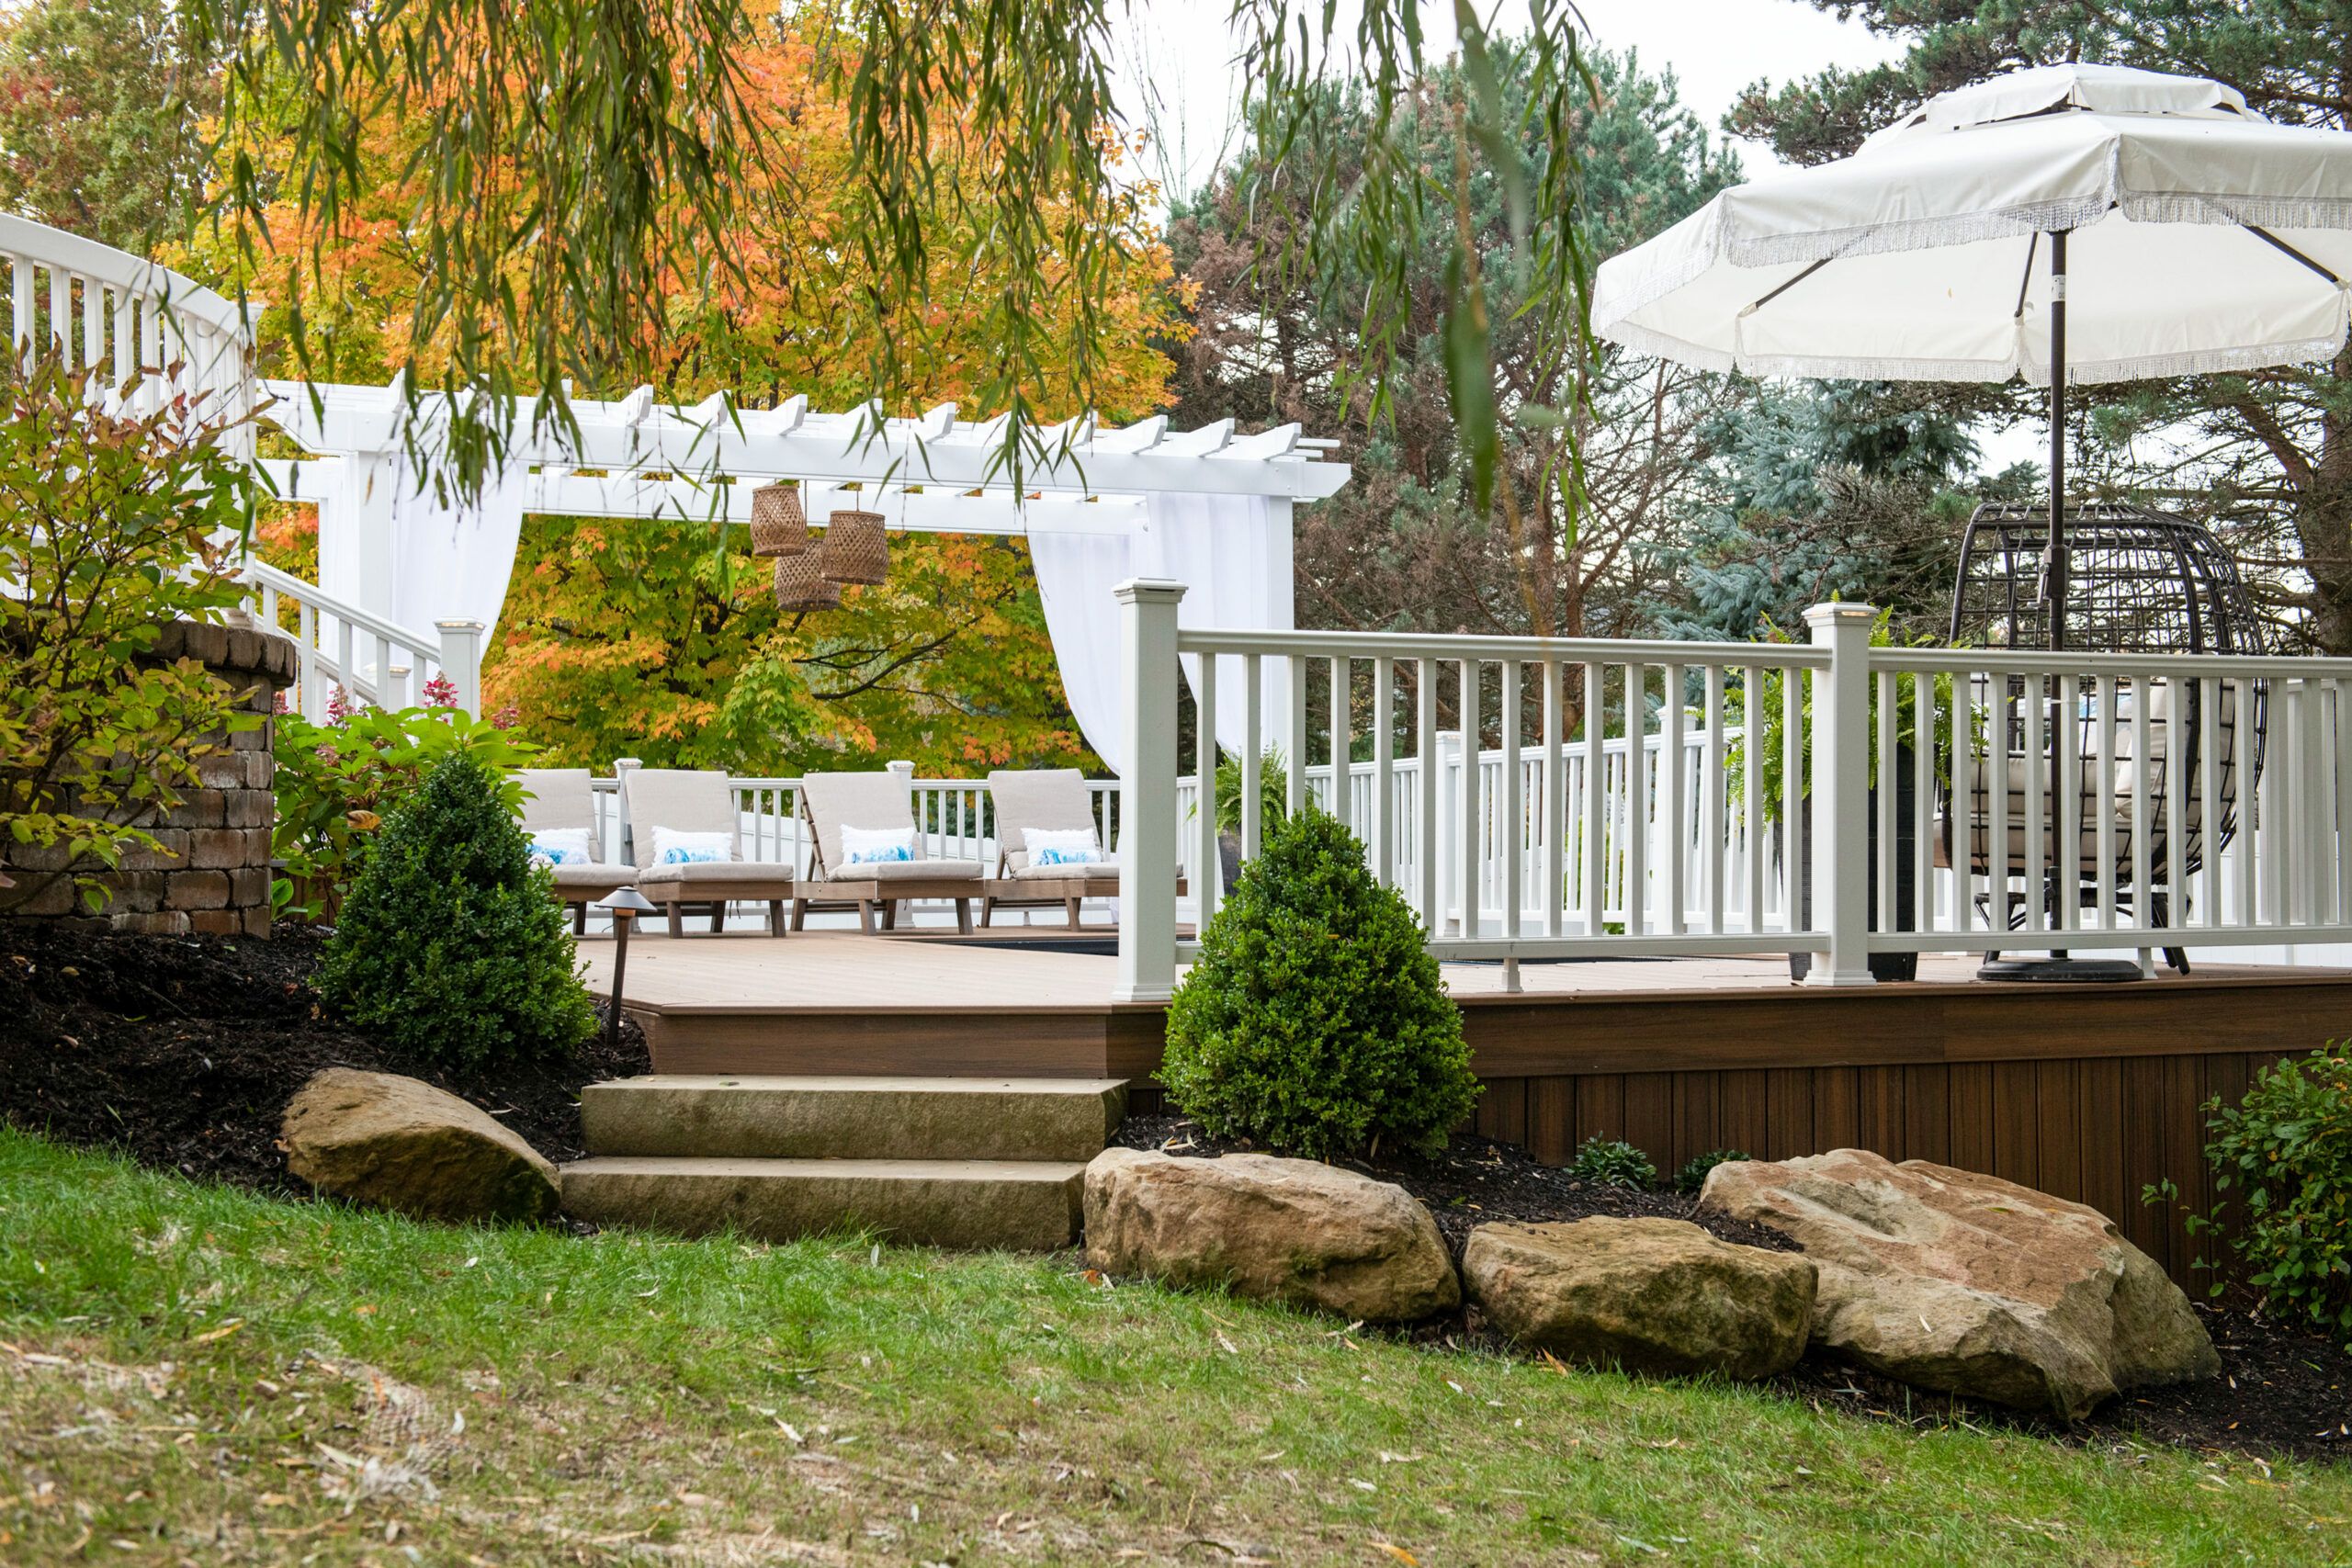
top-left (1110, 581), bottom-right (2352, 1001)
top-left (0, 213), bottom-right (486, 716)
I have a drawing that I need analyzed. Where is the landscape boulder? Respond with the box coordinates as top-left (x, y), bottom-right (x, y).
top-left (282, 1068), bottom-right (561, 1224)
top-left (1701, 1149), bottom-right (2219, 1418)
top-left (1082, 1147), bottom-right (1458, 1321)
top-left (1463, 1217), bottom-right (1816, 1380)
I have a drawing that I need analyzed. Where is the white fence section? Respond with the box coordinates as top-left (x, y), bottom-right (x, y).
top-left (237, 559), bottom-right (484, 719)
top-left (0, 212), bottom-right (251, 441)
top-left (1113, 581), bottom-right (2352, 1001)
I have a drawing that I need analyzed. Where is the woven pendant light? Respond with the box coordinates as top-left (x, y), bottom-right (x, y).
top-left (820, 509), bottom-right (889, 586)
top-left (774, 551), bottom-right (841, 611)
top-left (747, 481), bottom-right (808, 558)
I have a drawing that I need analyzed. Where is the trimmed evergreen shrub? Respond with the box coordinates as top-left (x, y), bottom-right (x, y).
top-left (1567, 1134), bottom-right (1657, 1190)
top-left (1160, 806), bottom-right (1478, 1160)
top-left (317, 750), bottom-right (595, 1070)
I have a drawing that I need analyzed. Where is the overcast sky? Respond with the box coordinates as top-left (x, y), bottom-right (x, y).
top-left (1109, 0), bottom-right (1910, 203)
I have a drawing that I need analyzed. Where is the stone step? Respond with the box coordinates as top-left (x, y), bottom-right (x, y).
top-left (580, 1074), bottom-right (1126, 1163)
top-left (559, 1156), bottom-right (1087, 1251)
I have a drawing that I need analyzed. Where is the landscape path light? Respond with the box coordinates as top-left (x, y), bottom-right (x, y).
top-left (591, 887), bottom-right (658, 1050)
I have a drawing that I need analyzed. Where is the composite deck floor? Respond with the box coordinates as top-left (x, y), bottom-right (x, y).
top-left (575, 931), bottom-right (2331, 1013)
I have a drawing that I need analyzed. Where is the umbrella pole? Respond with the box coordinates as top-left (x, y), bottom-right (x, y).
top-left (1980, 228), bottom-right (2136, 982)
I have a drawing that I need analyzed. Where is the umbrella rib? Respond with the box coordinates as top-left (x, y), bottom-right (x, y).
top-left (1738, 256), bottom-right (1835, 317)
top-left (2013, 231), bottom-right (2041, 320)
top-left (2241, 224), bottom-right (2342, 286)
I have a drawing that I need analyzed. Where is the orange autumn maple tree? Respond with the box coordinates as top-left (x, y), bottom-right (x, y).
top-left (222, 12), bottom-right (1182, 773)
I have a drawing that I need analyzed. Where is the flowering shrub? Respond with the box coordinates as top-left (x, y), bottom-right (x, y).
top-left (273, 705), bottom-right (538, 919)
top-left (0, 353), bottom-right (261, 914)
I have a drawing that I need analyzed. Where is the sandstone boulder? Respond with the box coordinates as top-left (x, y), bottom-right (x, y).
top-left (1701, 1149), bottom-right (2218, 1418)
top-left (283, 1068), bottom-right (561, 1224)
top-left (1082, 1147), bottom-right (1458, 1322)
top-left (1464, 1217), bottom-right (1815, 1380)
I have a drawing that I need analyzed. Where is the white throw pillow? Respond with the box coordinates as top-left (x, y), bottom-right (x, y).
top-left (841, 824), bottom-right (918, 864)
top-left (1023, 826), bottom-right (1102, 867)
top-left (526, 827), bottom-right (594, 867)
top-left (650, 827), bottom-right (731, 865)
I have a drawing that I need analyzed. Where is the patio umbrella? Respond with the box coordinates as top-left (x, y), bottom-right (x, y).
top-left (1591, 62), bottom-right (2352, 650)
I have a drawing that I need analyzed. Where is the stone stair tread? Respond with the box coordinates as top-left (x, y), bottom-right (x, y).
top-left (579, 1075), bottom-right (1127, 1164)
top-left (592, 1074), bottom-right (1127, 1095)
top-left (563, 1155), bottom-right (1091, 1179)
top-left (559, 1155), bottom-right (1090, 1250)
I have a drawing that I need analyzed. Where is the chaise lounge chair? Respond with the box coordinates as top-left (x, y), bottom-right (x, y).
top-left (622, 767), bottom-right (799, 937)
top-left (515, 768), bottom-right (639, 935)
top-left (981, 769), bottom-right (1120, 930)
top-left (792, 771), bottom-right (986, 936)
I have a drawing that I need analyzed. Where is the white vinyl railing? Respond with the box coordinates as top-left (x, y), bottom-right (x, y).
top-left (0, 212), bottom-right (251, 441)
top-left (1112, 582), bottom-right (2352, 1000)
top-left (587, 762), bottom-right (1122, 879)
top-left (237, 558), bottom-right (483, 720)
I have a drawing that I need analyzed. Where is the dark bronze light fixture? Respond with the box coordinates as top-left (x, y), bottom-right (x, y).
top-left (591, 886), bottom-right (659, 1048)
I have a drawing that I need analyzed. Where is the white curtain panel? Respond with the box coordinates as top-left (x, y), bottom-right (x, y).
top-left (1025, 493), bottom-right (1297, 776)
top-left (1029, 527), bottom-right (1135, 771)
top-left (387, 448), bottom-right (528, 665)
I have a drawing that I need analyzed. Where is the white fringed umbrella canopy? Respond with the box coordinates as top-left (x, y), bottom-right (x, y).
top-left (1593, 62), bottom-right (2352, 651)
top-left (1593, 63), bottom-right (2352, 388)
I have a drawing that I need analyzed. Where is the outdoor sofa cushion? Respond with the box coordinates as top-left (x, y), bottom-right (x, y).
top-left (822, 857), bottom-right (988, 884)
top-left (987, 769), bottom-right (1106, 874)
top-left (797, 772), bottom-right (984, 886)
top-left (1008, 861), bottom-right (1121, 884)
top-left (622, 769), bottom-right (742, 872)
top-left (637, 860), bottom-right (798, 887)
top-left (548, 861), bottom-right (638, 890)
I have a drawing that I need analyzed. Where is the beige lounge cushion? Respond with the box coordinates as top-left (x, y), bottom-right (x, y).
top-left (517, 767), bottom-right (611, 861)
top-left (825, 857), bottom-right (986, 885)
top-left (1010, 862), bottom-right (1120, 884)
top-left (623, 769), bottom-right (741, 871)
top-left (987, 769), bottom-right (1104, 873)
top-left (548, 861), bottom-right (637, 890)
top-left (797, 772), bottom-right (922, 876)
top-left (638, 860), bottom-right (797, 888)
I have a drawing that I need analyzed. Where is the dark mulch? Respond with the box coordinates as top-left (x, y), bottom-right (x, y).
top-left (1113, 1112), bottom-right (2352, 1463)
top-left (1114, 1111), bottom-right (1801, 1258)
top-left (0, 919), bottom-right (646, 1193)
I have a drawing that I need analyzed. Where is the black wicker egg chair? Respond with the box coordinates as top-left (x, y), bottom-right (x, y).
top-left (1939, 501), bottom-right (2268, 977)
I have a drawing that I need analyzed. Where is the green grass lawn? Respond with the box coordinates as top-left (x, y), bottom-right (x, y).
top-left (1, 1132), bottom-right (2346, 1566)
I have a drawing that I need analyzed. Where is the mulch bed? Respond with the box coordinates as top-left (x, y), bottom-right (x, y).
top-left (0, 919), bottom-right (646, 1193)
top-left (1113, 1112), bottom-right (2352, 1464)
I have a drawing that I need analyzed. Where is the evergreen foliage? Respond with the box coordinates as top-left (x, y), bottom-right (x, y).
top-left (1566, 1135), bottom-right (1657, 1190)
top-left (317, 751), bottom-right (594, 1071)
top-left (1161, 807), bottom-right (1477, 1160)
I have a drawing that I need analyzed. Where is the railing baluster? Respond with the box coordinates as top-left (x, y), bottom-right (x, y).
top-left (1329, 655), bottom-right (1349, 828)
top-left (1702, 665), bottom-right (1724, 936)
top-left (1196, 646), bottom-right (1220, 929)
top-left (1660, 661), bottom-right (1684, 936)
top-left (1625, 665), bottom-right (1648, 938)
top-left (1240, 654), bottom-right (1263, 860)
top-left (1582, 662), bottom-right (1606, 936)
top-left (1286, 655), bottom-right (1308, 818)
top-left (1742, 667), bottom-right (1764, 934)
top-left (1501, 658), bottom-right (1522, 943)
top-left (1950, 670), bottom-right (1975, 938)
top-left (1779, 661), bottom-right (1804, 935)
top-left (1458, 659), bottom-right (1481, 939)
top-left (1417, 659), bottom-right (1440, 934)
top-left (1373, 656), bottom-right (1396, 889)
top-left (1543, 660), bottom-right (1565, 939)
top-left (2095, 673), bottom-right (2118, 933)
top-left (1875, 667), bottom-right (1895, 944)
top-left (2055, 672), bottom-right (2079, 938)
top-left (1912, 671), bottom-right (1934, 936)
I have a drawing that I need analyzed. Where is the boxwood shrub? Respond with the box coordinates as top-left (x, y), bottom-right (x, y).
top-left (1160, 806), bottom-right (1478, 1160)
top-left (317, 750), bottom-right (595, 1070)
top-left (2190, 1047), bottom-right (2352, 1348)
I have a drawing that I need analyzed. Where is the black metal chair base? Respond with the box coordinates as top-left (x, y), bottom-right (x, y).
top-left (1976, 955), bottom-right (2145, 983)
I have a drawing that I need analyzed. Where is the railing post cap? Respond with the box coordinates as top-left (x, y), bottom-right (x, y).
top-left (434, 617), bottom-right (486, 633)
top-left (1802, 602), bottom-right (1878, 629)
top-left (1113, 577), bottom-right (1188, 605)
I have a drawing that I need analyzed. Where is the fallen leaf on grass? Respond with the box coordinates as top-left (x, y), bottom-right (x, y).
top-left (1216, 1333), bottom-right (1239, 1355)
top-left (1372, 1545), bottom-right (1419, 1567)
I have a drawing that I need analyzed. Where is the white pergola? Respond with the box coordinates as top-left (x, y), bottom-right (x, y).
top-left (257, 381), bottom-right (1352, 765)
